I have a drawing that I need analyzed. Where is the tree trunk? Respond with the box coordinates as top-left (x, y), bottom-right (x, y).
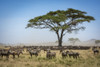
top-left (56, 29), bottom-right (64, 47)
top-left (58, 38), bottom-right (63, 47)
top-left (56, 34), bottom-right (63, 47)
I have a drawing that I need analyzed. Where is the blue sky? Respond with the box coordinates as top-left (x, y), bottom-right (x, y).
top-left (0, 0), bottom-right (100, 44)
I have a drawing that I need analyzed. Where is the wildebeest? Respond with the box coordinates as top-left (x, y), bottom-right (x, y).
top-left (62, 51), bottom-right (67, 58)
top-left (0, 49), bottom-right (10, 59)
top-left (61, 50), bottom-right (79, 59)
top-left (9, 50), bottom-right (23, 58)
top-left (72, 52), bottom-right (79, 59)
top-left (93, 49), bottom-right (99, 54)
top-left (46, 50), bottom-right (56, 59)
top-left (68, 51), bottom-right (79, 59)
top-left (29, 50), bottom-right (38, 57)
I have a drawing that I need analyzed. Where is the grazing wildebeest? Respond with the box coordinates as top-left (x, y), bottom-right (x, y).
top-left (46, 51), bottom-right (56, 59)
top-left (67, 51), bottom-right (79, 59)
top-left (93, 49), bottom-right (99, 55)
top-left (72, 52), bottom-right (79, 59)
top-left (29, 50), bottom-right (38, 57)
top-left (1, 49), bottom-right (10, 59)
top-left (62, 51), bottom-right (67, 58)
top-left (9, 50), bottom-right (23, 58)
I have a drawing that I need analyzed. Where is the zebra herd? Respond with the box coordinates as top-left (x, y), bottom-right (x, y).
top-left (0, 46), bottom-right (99, 59)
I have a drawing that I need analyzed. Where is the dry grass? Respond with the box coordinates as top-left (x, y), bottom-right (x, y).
top-left (0, 48), bottom-right (100, 67)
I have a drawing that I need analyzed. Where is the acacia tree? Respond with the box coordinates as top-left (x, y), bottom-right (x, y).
top-left (26, 8), bottom-right (95, 47)
top-left (68, 38), bottom-right (80, 45)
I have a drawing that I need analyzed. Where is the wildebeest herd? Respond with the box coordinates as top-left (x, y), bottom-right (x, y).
top-left (0, 47), bottom-right (23, 59)
top-left (0, 46), bottom-right (99, 59)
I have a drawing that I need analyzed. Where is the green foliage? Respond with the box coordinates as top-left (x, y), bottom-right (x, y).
top-left (27, 8), bottom-right (95, 46)
top-left (27, 8), bottom-right (95, 30)
top-left (68, 38), bottom-right (80, 45)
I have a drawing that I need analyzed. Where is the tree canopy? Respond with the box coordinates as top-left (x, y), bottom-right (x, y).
top-left (26, 8), bottom-right (95, 46)
top-left (68, 38), bottom-right (80, 45)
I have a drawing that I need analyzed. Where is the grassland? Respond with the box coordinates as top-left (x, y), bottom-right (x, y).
top-left (0, 48), bottom-right (100, 67)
